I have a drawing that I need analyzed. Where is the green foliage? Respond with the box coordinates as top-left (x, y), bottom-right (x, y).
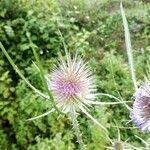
top-left (28, 132), bottom-right (75, 150)
top-left (0, 0), bottom-right (150, 149)
top-left (86, 107), bottom-right (110, 150)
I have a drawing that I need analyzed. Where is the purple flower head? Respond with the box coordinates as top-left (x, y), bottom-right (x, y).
top-left (131, 83), bottom-right (150, 132)
top-left (46, 52), bottom-right (96, 113)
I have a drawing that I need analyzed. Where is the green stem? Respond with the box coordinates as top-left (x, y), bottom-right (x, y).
top-left (120, 2), bottom-right (138, 91)
top-left (70, 110), bottom-right (85, 150)
top-left (27, 35), bottom-right (62, 114)
top-left (0, 42), bottom-right (48, 99)
top-left (57, 29), bottom-right (68, 56)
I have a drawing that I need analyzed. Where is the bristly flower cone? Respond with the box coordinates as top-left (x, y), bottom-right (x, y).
top-left (131, 83), bottom-right (150, 132)
top-left (46, 52), bottom-right (97, 114)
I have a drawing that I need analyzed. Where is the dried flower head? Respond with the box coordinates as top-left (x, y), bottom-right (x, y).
top-left (130, 83), bottom-right (150, 132)
top-left (46, 52), bottom-right (96, 113)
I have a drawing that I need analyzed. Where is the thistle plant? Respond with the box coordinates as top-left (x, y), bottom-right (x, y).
top-left (0, 30), bottom-right (130, 149)
top-left (46, 50), bottom-right (96, 114)
top-left (131, 83), bottom-right (150, 132)
top-left (121, 2), bottom-right (150, 133)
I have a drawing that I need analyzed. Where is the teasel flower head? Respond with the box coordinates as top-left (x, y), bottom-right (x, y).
top-left (1, 38), bottom-right (124, 149)
top-left (27, 48), bottom-right (125, 136)
top-left (130, 83), bottom-right (150, 132)
top-left (46, 52), bottom-right (96, 114)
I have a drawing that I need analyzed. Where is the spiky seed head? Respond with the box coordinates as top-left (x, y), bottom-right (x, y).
top-left (46, 52), bottom-right (97, 113)
top-left (113, 141), bottom-right (124, 150)
top-left (130, 83), bottom-right (150, 132)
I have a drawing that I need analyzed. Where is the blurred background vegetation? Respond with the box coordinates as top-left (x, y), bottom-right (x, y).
top-left (0, 0), bottom-right (150, 149)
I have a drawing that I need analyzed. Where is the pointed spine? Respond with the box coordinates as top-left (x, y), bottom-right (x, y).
top-left (70, 108), bottom-right (85, 150)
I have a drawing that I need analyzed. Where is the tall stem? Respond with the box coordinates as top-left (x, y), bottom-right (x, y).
top-left (120, 2), bottom-right (138, 90)
top-left (70, 109), bottom-right (85, 150)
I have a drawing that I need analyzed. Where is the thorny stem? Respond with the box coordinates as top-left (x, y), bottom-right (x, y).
top-left (0, 42), bottom-right (48, 99)
top-left (70, 109), bottom-right (85, 150)
top-left (27, 33), bottom-right (62, 114)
